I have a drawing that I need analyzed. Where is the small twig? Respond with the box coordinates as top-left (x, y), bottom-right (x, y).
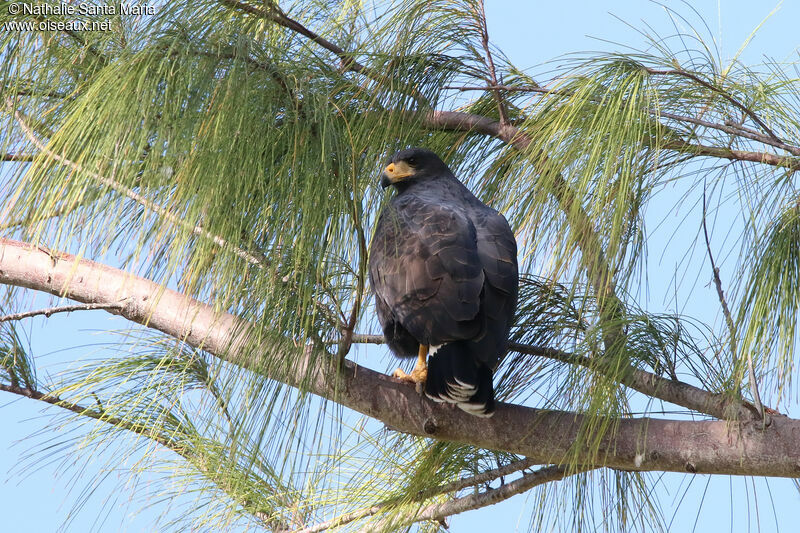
top-left (701, 187), bottom-right (764, 421)
top-left (0, 302), bottom-right (124, 323)
top-left (218, 0), bottom-right (367, 75)
top-left (337, 170), bottom-right (369, 360)
top-left (658, 110), bottom-right (800, 157)
top-left (664, 140), bottom-right (800, 172)
top-left (6, 87), bottom-right (70, 100)
top-left (1, 153), bottom-right (37, 162)
top-left (475, 0), bottom-right (508, 125)
top-left (443, 83), bottom-right (552, 94)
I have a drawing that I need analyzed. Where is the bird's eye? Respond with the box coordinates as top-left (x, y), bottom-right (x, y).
top-left (407, 157), bottom-right (417, 166)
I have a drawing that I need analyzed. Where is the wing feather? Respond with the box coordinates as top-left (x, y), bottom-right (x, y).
top-left (369, 196), bottom-right (484, 346)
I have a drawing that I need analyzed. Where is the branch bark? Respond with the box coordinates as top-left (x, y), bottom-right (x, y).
top-left (2, 237), bottom-right (799, 478)
top-left (350, 334), bottom-right (754, 420)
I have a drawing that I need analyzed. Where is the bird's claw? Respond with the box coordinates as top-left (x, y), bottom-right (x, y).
top-left (392, 366), bottom-right (427, 394)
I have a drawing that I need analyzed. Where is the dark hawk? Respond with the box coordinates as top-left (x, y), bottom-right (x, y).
top-left (368, 148), bottom-right (518, 417)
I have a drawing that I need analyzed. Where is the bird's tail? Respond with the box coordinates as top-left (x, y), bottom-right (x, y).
top-left (424, 342), bottom-right (496, 417)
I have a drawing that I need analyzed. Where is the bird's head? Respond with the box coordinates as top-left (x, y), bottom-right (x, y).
top-left (380, 148), bottom-right (450, 189)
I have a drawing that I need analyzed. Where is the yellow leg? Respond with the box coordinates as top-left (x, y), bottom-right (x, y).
top-left (393, 344), bottom-right (429, 393)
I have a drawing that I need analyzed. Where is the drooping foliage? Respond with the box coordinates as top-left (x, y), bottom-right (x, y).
top-left (2, 1), bottom-right (800, 531)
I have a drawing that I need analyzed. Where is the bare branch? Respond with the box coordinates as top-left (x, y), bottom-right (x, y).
top-left (475, 1), bottom-right (508, 125)
top-left (701, 188), bottom-right (764, 421)
top-left (443, 83), bottom-right (800, 156)
top-left (217, 0), bottom-right (368, 75)
top-left (0, 302), bottom-right (124, 323)
top-left (664, 139), bottom-right (800, 171)
top-left (424, 108), bottom-right (800, 172)
top-left (658, 110), bottom-right (800, 156)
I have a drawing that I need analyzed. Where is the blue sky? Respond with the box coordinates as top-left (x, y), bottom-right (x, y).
top-left (2, 1), bottom-right (800, 531)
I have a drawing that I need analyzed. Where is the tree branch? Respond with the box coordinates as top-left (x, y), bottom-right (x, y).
top-left (665, 139), bottom-right (800, 171)
top-left (0, 382), bottom-right (183, 451)
top-left (369, 464), bottom-right (588, 532)
top-left (350, 334), bottom-right (753, 420)
top-left (1, 153), bottom-right (36, 162)
top-left (217, 0), bottom-right (368, 75)
top-left (475, 0), bottom-right (508, 125)
top-left (644, 68), bottom-right (783, 144)
top-left (0, 380), bottom-right (286, 529)
top-left (442, 84), bottom-right (800, 156)
top-left (0, 302), bottom-right (124, 323)
top-left (292, 457), bottom-right (540, 533)
top-left (701, 189), bottom-right (764, 421)
top-left (659, 110), bottom-right (800, 156)
top-left (3, 237), bottom-right (800, 478)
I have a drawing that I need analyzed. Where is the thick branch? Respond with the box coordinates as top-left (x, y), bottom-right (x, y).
top-left (350, 334), bottom-right (752, 420)
top-left (2, 237), bottom-right (799, 478)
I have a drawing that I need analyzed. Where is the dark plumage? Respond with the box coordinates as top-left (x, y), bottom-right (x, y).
top-left (369, 148), bottom-right (518, 417)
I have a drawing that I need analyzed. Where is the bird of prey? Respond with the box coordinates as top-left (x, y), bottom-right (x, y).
top-left (369, 148), bottom-right (518, 417)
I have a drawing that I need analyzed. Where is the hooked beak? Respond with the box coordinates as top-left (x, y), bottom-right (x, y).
top-left (380, 161), bottom-right (415, 188)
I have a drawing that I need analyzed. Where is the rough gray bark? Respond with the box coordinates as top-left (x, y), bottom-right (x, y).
top-left (2, 236), bottom-right (799, 478)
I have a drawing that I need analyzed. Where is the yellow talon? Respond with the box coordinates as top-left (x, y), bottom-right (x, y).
top-left (392, 344), bottom-right (429, 393)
